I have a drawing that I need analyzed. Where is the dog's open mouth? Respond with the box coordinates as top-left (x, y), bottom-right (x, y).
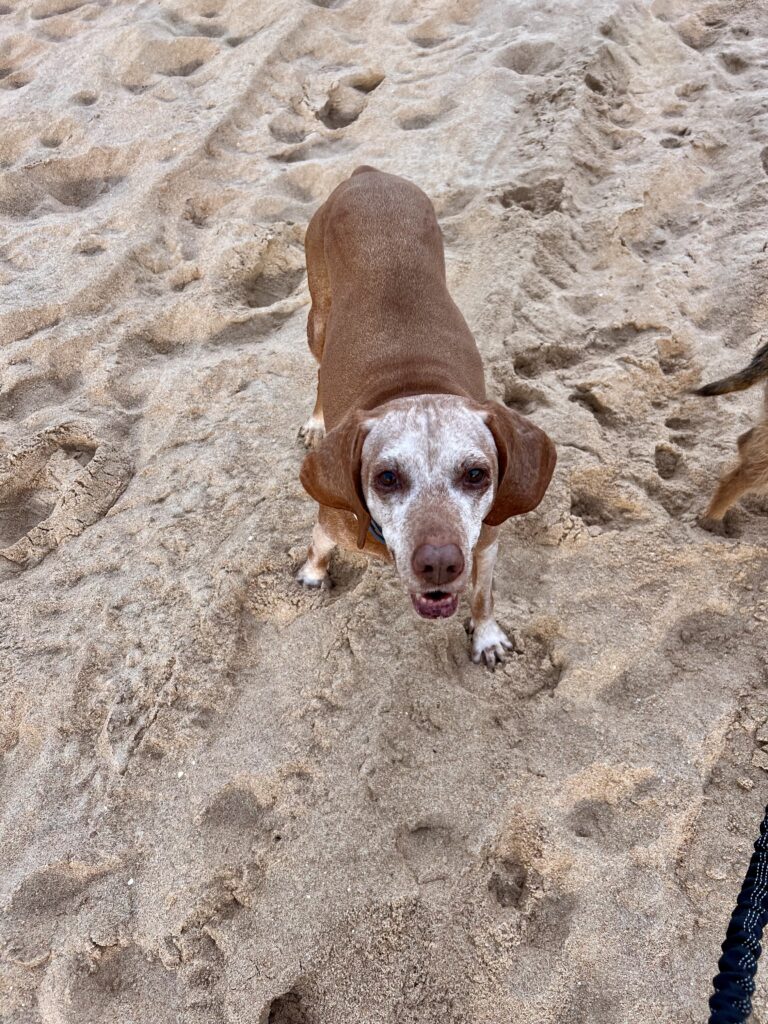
top-left (410, 590), bottom-right (460, 620)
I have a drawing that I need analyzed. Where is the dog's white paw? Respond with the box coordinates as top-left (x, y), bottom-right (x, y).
top-left (298, 415), bottom-right (325, 449)
top-left (469, 619), bottom-right (514, 669)
top-left (296, 560), bottom-right (331, 589)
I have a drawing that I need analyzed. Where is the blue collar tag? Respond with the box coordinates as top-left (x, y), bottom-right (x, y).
top-left (368, 518), bottom-right (386, 545)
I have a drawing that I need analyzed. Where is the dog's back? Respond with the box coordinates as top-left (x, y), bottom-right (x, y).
top-left (322, 166), bottom-right (446, 301)
top-left (306, 167), bottom-right (486, 430)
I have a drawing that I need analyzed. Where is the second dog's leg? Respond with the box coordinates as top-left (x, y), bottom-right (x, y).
top-left (704, 466), bottom-right (752, 521)
top-left (701, 421), bottom-right (768, 525)
top-left (468, 530), bottom-right (513, 668)
top-left (296, 519), bottom-right (336, 588)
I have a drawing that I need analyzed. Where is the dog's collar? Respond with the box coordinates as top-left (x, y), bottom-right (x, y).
top-left (368, 518), bottom-right (386, 545)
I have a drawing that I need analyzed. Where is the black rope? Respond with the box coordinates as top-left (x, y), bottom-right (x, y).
top-left (709, 804), bottom-right (768, 1024)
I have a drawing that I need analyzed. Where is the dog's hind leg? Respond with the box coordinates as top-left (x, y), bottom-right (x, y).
top-left (702, 420), bottom-right (768, 524)
top-left (299, 375), bottom-right (326, 449)
top-left (299, 207), bottom-right (331, 449)
top-left (704, 467), bottom-right (751, 521)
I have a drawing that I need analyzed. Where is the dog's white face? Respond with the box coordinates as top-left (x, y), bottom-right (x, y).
top-left (361, 395), bottom-right (498, 620)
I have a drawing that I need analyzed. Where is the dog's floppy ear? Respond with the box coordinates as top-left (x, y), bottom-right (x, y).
top-left (480, 402), bottom-right (556, 526)
top-left (300, 411), bottom-right (371, 548)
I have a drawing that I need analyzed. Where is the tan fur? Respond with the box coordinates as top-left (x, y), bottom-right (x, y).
top-left (696, 341), bottom-right (768, 522)
top-left (469, 527), bottom-right (513, 667)
top-left (482, 401), bottom-right (558, 523)
top-left (296, 167), bottom-right (556, 665)
top-left (701, 392), bottom-right (768, 522)
top-left (318, 506), bottom-right (390, 562)
top-left (470, 527), bottom-right (497, 625)
top-left (300, 409), bottom-right (372, 547)
top-left (302, 166), bottom-right (487, 430)
top-left (698, 376), bottom-right (768, 524)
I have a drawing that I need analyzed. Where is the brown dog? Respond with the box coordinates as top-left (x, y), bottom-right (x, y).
top-left (696, 339), bottom-right (768, 524)
top-left (296, 167), bottom-right (556, 665)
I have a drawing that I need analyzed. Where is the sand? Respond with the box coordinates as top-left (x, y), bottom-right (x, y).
top-left (1, 0), bottom-right (767, 1020)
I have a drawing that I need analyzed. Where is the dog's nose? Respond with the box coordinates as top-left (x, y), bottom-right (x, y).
top-left (412, 543), bottom-right (465, 586)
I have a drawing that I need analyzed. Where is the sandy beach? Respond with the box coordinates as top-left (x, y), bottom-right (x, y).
top-left (1, 0), bottom-right (768, 1020)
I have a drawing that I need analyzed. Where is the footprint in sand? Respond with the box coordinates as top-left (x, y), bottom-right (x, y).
top-left (243, 265), bottom-right (305, 308)
top-left (266, 990), bottom-right (311, 1023)
top-left (0, 151), bottom-right (126, 218)
top-left (114, 31), bottom-right (220, 93)
top-left (719, 51), bottom-right (750, 74)
top-left (513, 343), bottom-right (581, 378)
top-left (569, 466), bottom-right (650, 531)
top-left (395, 819), bottom-right (466, 885)
top-left (488, 853), bottom-right (529, 908)
top-left (229, 231), bottom-right (306, 311)
top-left (496, 178), bottom-right (564, 217)
top-left (0, 421), bottom-right (132, 571)
top-left (582, 43), bottom-right (630, 98)
top-left (316, 70), bottom-right (384, 130)
top-left (496, 38), bottom-right (563, 76)
top-left (70, 89), bottom-right (97, 105)
top-left (485, 817), bottom-right (575, 948)
top-left (654, 443), bottom-right (682, 480)
top-left (0, 58), bottom-right (33, 91)
top-left (55, 944), bottom-right (185, 1023)
top-left (1, 859), bottom-right (114, 967)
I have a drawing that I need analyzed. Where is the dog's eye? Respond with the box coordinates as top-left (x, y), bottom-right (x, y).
top-left (376, 470), bottom-right (399, 491)
top-left (463, 467), bottom-right (489, 488)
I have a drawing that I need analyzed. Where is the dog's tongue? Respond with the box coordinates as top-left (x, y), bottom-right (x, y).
top-left (411, 591), bottom-right (459, 619)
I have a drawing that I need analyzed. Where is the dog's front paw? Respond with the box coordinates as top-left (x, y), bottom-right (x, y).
top-left (296, 560), bottom-right (332, 589)
top-left (468, 618), bottom-right (514, 669)
top-left (298, 415), bottom-right (325, 449)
